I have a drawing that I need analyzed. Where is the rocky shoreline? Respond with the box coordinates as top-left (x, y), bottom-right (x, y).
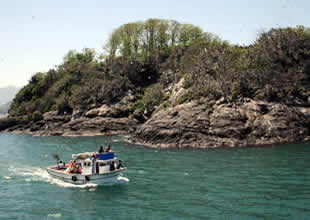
top-left (2, 97), bottom-right (310, 149)
top-left (132, 99), bottom-right (310, 148)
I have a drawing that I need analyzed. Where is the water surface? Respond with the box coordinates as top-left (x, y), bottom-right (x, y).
top-left (0, 133), bottom-right (309, 219)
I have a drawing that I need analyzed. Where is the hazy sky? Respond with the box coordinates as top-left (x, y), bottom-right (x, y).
top-left (0, 0), bottom-right (309, 87)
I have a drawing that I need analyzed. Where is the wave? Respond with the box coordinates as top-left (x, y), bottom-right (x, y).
top-left (7, 165), bottom-right (129, 188)
top-left (47, 213), bottom-right (62, 218)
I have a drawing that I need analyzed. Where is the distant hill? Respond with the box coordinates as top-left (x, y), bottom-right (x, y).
top-left (0, 86), bottom-right (20, 105)
top-left (0, 101), bottom-right (11, 114)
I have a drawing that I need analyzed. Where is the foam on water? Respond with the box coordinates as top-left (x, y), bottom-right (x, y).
top-left (101, 176), bottom-right (130, 186)
top-left (47, 213), bottom-right (62, 218)
top-left (138, 170), bottom-right (146, 174)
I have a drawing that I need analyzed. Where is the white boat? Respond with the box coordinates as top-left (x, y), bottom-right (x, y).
top-left (46, 151), bottom-right (126, 185)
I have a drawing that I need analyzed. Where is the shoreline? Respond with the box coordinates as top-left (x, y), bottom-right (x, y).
top-left (3, 130), bottom-right (309, 150)
top-left (2, 98), bottom-right (310, 149)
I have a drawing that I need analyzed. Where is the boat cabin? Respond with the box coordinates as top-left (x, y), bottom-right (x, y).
top-left (76, 152), bottom-right (116, 175)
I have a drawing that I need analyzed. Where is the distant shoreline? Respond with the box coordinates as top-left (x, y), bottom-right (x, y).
top-left (0, 114), bottom-right (8, 118)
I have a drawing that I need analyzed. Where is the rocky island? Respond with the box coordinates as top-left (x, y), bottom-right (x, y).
top-left (1, 19), bottom-right (310, 148)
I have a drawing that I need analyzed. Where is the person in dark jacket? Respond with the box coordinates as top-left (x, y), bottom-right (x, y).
top-left (117, 160), bottom-right (124, 169)
top-left (98, 146), bottom-right (104, 153)
top-left (110, 161), bottom-right (116, 171)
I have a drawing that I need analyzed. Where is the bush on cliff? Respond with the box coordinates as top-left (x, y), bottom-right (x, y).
top-left (32, 111), bottom-right (43, 122)
top-left (182, 26), bottom-right (310, 103)
top-left (143, 83), bottom-right (163, 112)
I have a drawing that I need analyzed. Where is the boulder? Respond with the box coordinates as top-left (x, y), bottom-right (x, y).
top-left (72, 109), bottom-right (84, 120)
top-left (85, 104), bottom-right (130, 118)
top-left (169, 78), bottom-right (188, 106)
top-left (85, 109), bottom-right (99, 118)
top-left (43, 111), bottom-right (70, 122)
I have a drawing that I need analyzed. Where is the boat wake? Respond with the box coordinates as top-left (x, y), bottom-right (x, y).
top-left (7, 165), bottom-right (129, 188)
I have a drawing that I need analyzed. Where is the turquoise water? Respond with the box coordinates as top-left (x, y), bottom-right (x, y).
top-left (0, 133), bottom-right (310, 220)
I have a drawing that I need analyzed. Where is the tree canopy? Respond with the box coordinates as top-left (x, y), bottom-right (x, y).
top-left (104, 19), bottom-right (217, 61)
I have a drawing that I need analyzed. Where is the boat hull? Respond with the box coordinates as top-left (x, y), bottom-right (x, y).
top-left (46, 166), bottom-right (126, 185)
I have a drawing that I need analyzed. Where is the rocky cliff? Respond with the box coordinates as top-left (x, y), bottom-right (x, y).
top-left (6, 102), bottom-right (138, 137)
top-left (2, 91), bottom-right (310, 148)
top-left (131, 98), bottom-right (310, 148)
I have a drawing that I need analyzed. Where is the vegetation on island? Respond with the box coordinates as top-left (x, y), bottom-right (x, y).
top-left (8, 19), bottom-right (310, 121)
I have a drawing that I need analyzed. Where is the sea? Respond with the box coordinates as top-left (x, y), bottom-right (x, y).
top-left (0, 132), bottom-right (310, 220)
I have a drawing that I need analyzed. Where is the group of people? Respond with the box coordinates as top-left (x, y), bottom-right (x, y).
top-left (98, 145), bottom-right (124, 170)
top-left (109, 160), bottom-right (124, 171)
top-left (98, 144), bottom-right (112, 154)
top-left (57, 161), bottom-right (66, 169)
top-left (65, 160), bottom-right (82, 174)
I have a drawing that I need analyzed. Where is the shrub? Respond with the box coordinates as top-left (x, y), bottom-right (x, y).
top-left (131, 98), bottom-right (145, 112)
top-left (162, 101), bottom-right (169, 109)
top-left (32, 111), bottom-right (43, 122)
top-left (177, 92), bottom-right (192, 105)
top-left (143, 83), bottom-right (163, 111)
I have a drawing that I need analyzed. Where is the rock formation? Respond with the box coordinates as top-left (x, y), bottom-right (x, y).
top-left (131, 99), bottom-right (310, 148)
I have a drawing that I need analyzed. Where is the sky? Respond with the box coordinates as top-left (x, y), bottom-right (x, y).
top-left (0, 0), bottom-right (309, 88)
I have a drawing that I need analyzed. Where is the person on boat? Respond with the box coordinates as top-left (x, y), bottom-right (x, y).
top-left (65, 162), bottom-right (74, 173)
top-left (65, 167), bottom-right (71, 173)
top-left (117, 160), bottom-right (124, 169)
top-left (57, 160), bottom-right (62, 169)
top-left (72, 163), bottom-right (82, 174)
top-left (110, 161), bottom-right (116, 171)
top-left (69, 160), bottom-right (76, 173)
top-left (92, 153), bottom-right (98, 160)
top-left (98, 146), bottom-right (104, 154)
top-left (59, 161), bottom-right (66, 169)
top-left (105, 144), bottom-right (112, 153)
top-left (76, 164), bottom-right (82, 174)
